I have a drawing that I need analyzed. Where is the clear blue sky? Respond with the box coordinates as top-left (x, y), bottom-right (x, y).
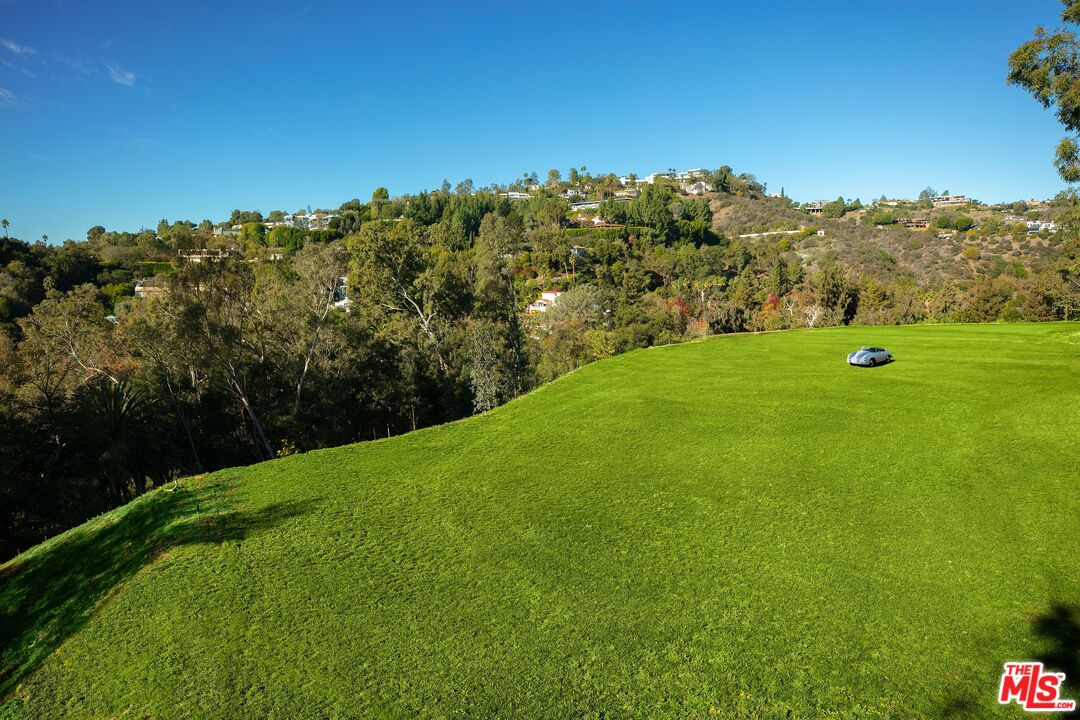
top-left (0, 0), bottom-right (1071, 243)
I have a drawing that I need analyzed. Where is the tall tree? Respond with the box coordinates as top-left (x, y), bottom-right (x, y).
top-left (169, 259), bottom-right (275, 459)
top-left (255, 241), bottom-right (350, 415)
top-left (473, 213), bottom-right (528, 397)
top-left (348, 220), bottom-right (449, 373)
top-left (1009, 0), bottom-right (1080, 181)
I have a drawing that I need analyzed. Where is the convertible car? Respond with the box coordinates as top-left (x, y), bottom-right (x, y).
top-left (847, 347), bottom-right (892, 367)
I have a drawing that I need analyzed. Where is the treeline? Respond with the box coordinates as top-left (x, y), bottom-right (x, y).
top-left (2, 175), bottom-right (1079, 559)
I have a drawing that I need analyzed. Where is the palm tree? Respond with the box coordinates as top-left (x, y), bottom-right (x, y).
top-left (1, 218), bottom-right (8, 237)
top-left (84, 382), bottom-right (175, 503)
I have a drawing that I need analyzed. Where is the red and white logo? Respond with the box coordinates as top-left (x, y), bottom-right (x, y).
top-left (999, 662), bottom-right (1075, 712)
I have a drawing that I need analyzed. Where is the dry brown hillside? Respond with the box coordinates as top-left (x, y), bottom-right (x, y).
top-left (708, 194), bottom-right (1063, 284)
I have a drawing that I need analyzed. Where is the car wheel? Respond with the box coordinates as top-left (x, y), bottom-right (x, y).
top-left (868, 358), bottom-right (876, 367)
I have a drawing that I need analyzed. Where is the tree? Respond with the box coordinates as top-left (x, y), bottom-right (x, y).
top-left (823, 196), bottom-right (847, 218)
top-left (240, 222), bottom-right (267, 248)
top-left (1, 219), bottom-right (8, 238)
top-left (811, 263), bottom-right (859, 323)
top-left (546, 168), bottom-right (562, 187)
top-left (371, 187), bottom-right (390, 202)
top-left (17, 283), bottom-right (123, 392)
top-left (79, 382), bottom-right (174, 503)
top-left (256, 241), bottom-right (350, 415)
top-left (348, 220), bottom-right (449, 373)
top-left (169, 258), bottom-right (276, 459)
top-left (629, 184), bottom-right (676, 241)
top-left (118, 295), bottom-right (207, 471)
top-left (473, 213), bottom-right (528, 396)
top-left (1009, 1), bottom-right (1080, 181)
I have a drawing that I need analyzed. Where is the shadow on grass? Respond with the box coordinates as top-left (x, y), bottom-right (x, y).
top-left (938, 694), bottom-right (980, 720)
top-left (932, 603), bottom-right (1080, 718)
top-left (1033, 603), bottom-right (1080, 697)
top-left (0, 481), bottom-right (317, 700)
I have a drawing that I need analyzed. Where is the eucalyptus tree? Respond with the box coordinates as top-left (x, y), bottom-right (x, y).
top-left (168, 257), bottom-right (275, 459)
top-left (1009, 0), bottom-right (1080, 181)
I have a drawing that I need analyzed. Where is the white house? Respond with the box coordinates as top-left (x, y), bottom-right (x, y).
top-left (638, 171), bottom-right (677, 185)
top-left (1026, 220), bottom-right (1057, 234)
top-left (333, 276), bottom-right (351, 310)
top-left (134, 280), bottom-right (165, 299)
top-left (500, 192), bottom-right (531, 201)
top-left (178, 248), bottom-right (231, 263)
top-left (570, 200), bottom-right (601, 211)
top-left (283, 213), bottom-right (339, 230)
top-left (675, 169), bottom-right (708, 181)
top-left (932, 194), bottom-right (968, 208)
top-left (526, 290), bottom-right (563, 314)
top-left (681, 181), bottom-right (711, 195)
top-left (213, 224), bottom-right (240, 237)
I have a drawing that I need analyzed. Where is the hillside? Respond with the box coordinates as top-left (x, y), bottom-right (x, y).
top-left (710, 195), bottom-right (1066, 285)
top-left (2, 323), bottom-right (1080, 718)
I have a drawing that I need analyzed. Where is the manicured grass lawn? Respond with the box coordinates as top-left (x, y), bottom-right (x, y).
top-left (2, 323), bottom-right (1079, 718)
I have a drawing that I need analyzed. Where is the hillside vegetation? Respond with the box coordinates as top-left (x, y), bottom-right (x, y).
top-left (711, 194), bottom-right (1065, 285)
top-left (3, 323), bottom-right (1078, 718)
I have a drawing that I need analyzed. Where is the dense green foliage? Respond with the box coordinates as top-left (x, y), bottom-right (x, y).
top-left (2, 323), bottom-right (1078, 717)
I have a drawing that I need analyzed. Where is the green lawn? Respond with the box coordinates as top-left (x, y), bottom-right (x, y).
top-left (2, 323), bottom-right (1079, 718)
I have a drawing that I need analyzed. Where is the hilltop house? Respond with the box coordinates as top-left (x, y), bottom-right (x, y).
top-left (526, 290), bottom-right (562, 314)
top-left (1026, 220), bottom-right (1057, 234)
top-left (500, 192), bottom-right (531, 200)
top-left (617, 168), bottom-right (708, 187)
top-left (213, 224), bottom-right (241, 237)
top-left (675, 169), bottom-right (708, 181)
top-left (932, 194), bottom-right (967, 208)
top-left (639, 172), bottom-right (676, 185)
top-left (282, 213), bottom-right (339, 230)
top-left (681, 181), bottom-right (711, 195)
top-left (570, 200), bottom-right (601, 211)
top-left (178, 248), bottom-right (232, 263)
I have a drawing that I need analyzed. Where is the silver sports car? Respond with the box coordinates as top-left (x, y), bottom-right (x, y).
top-left (847, 347), bottom-right (892, 367)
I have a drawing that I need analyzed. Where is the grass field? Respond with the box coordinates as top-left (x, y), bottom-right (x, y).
top-left (2, 323), bottom-right (1079, 718)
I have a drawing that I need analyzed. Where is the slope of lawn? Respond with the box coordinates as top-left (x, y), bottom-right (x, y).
top-left (2, 323), bottom-right (1079, 719)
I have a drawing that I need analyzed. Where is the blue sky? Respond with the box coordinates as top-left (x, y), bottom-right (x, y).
top-left (0, 0), bottom-right (1072, 243)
